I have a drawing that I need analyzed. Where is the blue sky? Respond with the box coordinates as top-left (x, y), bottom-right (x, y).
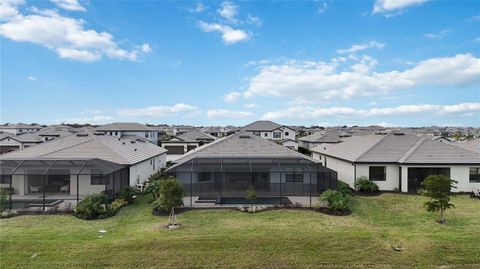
top-left (1, 0), bottom-right (479, 127)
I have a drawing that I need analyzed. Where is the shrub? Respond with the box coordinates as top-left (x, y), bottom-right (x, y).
top-left (111, 198), bottom-right (128, 211)
top-left (145, 172), bottom-right (166, 199)
top-left (298, 147), bottom-right (311, 156)
top-left (336, 181), bottom-right (353, 196)
top-left (320, 189), bottom-right (351, 212)
top-left (355, 177), bottom-right (379, 193)
top-left (74, 193), bottom-right (114, 220)
top-left (152, 178), bottom-right (184, 213)
top-left (0, 189), bottom-right (7, 212)
top-left (245, 185), bottom-right (257, 207)
top-left (0, 209), bottom-right (18, 218)
top-left (116, 186), bottom-right (139, 204)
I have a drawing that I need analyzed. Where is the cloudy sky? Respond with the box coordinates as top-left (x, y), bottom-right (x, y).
top-left (1, 0), bottom-right (479, 127)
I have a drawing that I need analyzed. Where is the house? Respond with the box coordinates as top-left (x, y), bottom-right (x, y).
top-left (201, 126), bottom-right (239, 138)
top-left (242, 121), bottom-right (296, 142)
top-left (96, 122), bottom-right (158, 144)
top-left (160, 129), bottom-right (216, 161)
top-left (35, 126), bottom-right (75, 142)
top-left (0, 132), bottom-right (167, 211)
top-left (298, 130), bottom-right (343, 150)
top-left (0, 132), bottom-right (43, 154)
top-left (0, 124), bottom-right (43, 134)
top-left (310, 132), bottom-right (480, 193)
top-left (278, 139), bottom-right (299, 151)
top-left (165, 131), bottom-right (337, 206)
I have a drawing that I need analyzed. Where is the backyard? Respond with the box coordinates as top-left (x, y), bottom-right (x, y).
top-left (0, 193), bottom-right (479, 269)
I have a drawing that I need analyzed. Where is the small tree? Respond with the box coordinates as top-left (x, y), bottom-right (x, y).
top-left (421, 175), bottom-right (457, 224)
top-left (153, 178), bottom-right (184, 212)
top-left (245, 185), bottom-right (257, 209)
top-left (145, 171), bottom-right (163, 199)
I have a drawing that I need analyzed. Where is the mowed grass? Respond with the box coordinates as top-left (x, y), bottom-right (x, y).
top-left (1, 194), bottom-right (479, 269)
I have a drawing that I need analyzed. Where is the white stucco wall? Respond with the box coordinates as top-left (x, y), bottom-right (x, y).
top-left (128, 154), bottom-right (166, 185)
top-left (322, 156), bottom-right (355, 187)
top-left (356, 164), bottom-right (400, 191)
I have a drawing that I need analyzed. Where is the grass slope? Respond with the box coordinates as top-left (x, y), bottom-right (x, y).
top-left (1, 194), bottom-right (479, 268)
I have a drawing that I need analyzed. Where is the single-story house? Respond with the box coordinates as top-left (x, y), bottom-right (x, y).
top-left (311, 132), bottom-right (480, 193)
top-left (0, 132), bottom-right (167, 211)
top-left (0, 132), bottom-right (43, 154)
top-left (160, 130), bottom-right (216, 161)
top-left (201, 126), bottom-right (239, 138)
top-left (165, 131), bottom-right (337, 206)
top-left (298, 130), bottom-right (343, 150)
top-left (96, 122), bottom-right (158, 144)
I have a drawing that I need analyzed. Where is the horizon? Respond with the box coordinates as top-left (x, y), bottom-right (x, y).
top-left (1, 0), bottom-right (479, 127)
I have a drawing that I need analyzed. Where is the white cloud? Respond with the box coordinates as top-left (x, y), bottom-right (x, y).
top-left (317, 2), bottom-right (328, 14)
top-left (0, 0), bottom-right (23, 21)
top-left (244, 103), bottom-right (258, 109)
top-left (246, 14), bottom-right (262, 26)
top-left (27, 75), bottom-right (36, 81)
top-left (223, 91), bottom-right (242, 103)
top-left (373, 0), bottom-right (428, 16)
top-left (337, 41), bottom-right (385, 54)
top-left (189, 2), bottom-right (205, 13)
top-left (422, 29), bottom-right (450, 40)
top-left (244, 54), bottom-right (480, 101)
top-left (51, 0), bottom-right (86, 12)
top-left (117, 103), bottom-right (199, 118)
top-left (0, 2), bottom-right (151, 62)
top-left (207, 109), bottom-right (253, 119)
top-left (261, 103), bottom-right (480, 121)
top-left (197, 21), bottom-right (249, 44)
top-left (218, 1), bottom-right (239, 22)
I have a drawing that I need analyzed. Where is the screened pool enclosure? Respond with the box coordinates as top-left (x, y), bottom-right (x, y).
top-left (166, 157), bottom-right (337, 206)
top-left (0, 158), bottom-right (129, 211)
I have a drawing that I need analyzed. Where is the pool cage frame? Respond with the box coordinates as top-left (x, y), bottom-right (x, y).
top-left (166, 157), bottom-right (337, 207)
top-left (0, 158), bottom-right (129, 211)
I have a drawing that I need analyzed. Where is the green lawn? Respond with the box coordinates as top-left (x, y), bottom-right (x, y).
top-left (1, 194), bottom-right (479, 269)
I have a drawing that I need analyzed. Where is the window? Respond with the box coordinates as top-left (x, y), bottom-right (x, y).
top-left (91, 175), bottom-right (109, 185)
top-left (369, 166), bottom-right (386, 181)
top-left (286, 168), bottom-right (303, 182)
top-left (145, 132), bottom-right (150, 138)
top-left (470, 167), bottom-right (480, 183)
top-left (153, 159), bottom-right (155, 171)
top-left (285, 132), bottom-right (289, 136)
top-left (115, 132), bottom-right (118, 136)
top-left (264, 133), bottom-right (268, 137)
top-left (198, 172), bottom-right (211, 182)
top-left (273, 131), bottom-right (281, 139)
top-left (0, 175), bottom-right (11, 184)
top-left (253, 132), bottom-right (260, 136)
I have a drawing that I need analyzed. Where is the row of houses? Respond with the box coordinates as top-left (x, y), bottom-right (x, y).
top-left (0, 121), bottom-right (479, 211)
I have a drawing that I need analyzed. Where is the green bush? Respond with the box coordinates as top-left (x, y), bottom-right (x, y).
top-left (336, 181), bottom-right (353, 196)
top-left (320, 189), bottom-right (351, 212)
top-left (145, 171), bottom-right (165, 199)
top-left (245, 185), bottom-right (257, 206)
top-left (0, 189), bottom-right (7, 212)
top-left (152, 178), bottom-right (184, 212)
top-left (116, 186), bottom-right (139, 204)
top-left (355, 177), bottom-right (379, 193)
top-left (111, 198), bottom-right (128, 211)
top-left (74, 193), bottom-right (115, 220)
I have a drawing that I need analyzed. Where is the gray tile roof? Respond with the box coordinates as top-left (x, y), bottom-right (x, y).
top-left (298, 130), bottom-right (342, 143)
top-left (312, 133), bottom-right (480, 164)
top-left (96, 122), bottom-right (154, 132)
top-left (0, 124), bottom-right (43, 129)
top-left (453, 139), bottom-right (480, 153)
top-left (167, 131), bottom-right (319, 171)
top-left (1, 133), bottom-right (166, 165)
top-left (242, 120), bottom-right (282, 131)
top-left (0, 132), bottom-right (43, 143)
top-left (174, 129), bottom-right (216, 143)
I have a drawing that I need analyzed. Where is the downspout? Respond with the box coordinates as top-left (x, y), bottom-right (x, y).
top-left (353, 163), bottom-right (357, 189)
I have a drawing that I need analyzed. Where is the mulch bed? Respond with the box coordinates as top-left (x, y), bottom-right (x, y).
top-left (316, 207), bottom-right (352, 216)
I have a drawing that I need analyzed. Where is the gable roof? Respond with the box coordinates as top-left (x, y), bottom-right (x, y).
top-left (0, 124), bottom-right (43, 130)
top-left (96, 122), bottom-right (154, 132)
top-left (166, 131), bottom-right (319, 171)
top-left (174, 129), bottom-right (216, 143)
top-left (0, 132), bottom-right (43, 143)
top-left (242, 121), bottom-right (282, 132)
top-left (298, 130), bottom-right (342, 143)
top-left (1, 133), bottom-right (166, 165)
top-left (312, 132), bottom-right (480, 164)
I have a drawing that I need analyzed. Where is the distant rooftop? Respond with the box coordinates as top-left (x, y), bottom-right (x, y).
top-left (242, 120), bottom-right (282, 131)
top-left (96, 122), bottom-right (154, 132)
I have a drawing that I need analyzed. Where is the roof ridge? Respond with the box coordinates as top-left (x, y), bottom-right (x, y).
top-left (398, 136), bottom-right (426, 163)
top-left (37, 135), bottom-right (96, 157)
top-left (353, 133), bottom-right (390, 162)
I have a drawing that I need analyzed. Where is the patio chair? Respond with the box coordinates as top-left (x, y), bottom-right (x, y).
top-left (29, 185), bottom-right (40, 193)
top-left (60, 184), bottom-right (69, 193)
